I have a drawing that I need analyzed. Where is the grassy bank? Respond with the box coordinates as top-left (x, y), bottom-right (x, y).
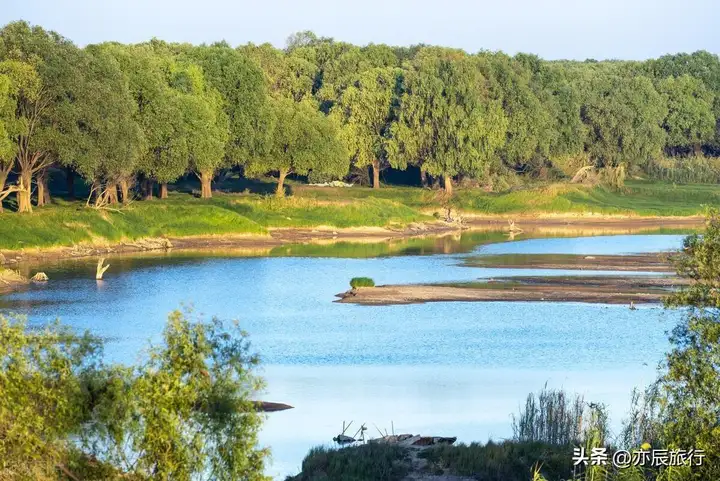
top-left (298, 180), bottom-right (720, 216)
top-left (0, 194), bottom-right (427, 250)
top-left (0, 180), bottom-right (716, 251)
top-left (286, 444), bottom-right (411, 481)
top-left (285, 441), bottom-right (571, 481)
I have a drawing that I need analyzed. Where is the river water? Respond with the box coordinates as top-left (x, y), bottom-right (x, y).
top-left (0, 233), bottom-right (687, 478)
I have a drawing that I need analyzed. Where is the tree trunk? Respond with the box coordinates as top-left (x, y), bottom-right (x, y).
top-left (444, 175), bottom-right (453, 196)
top-left (17, 169), bottom-right (32, 213)
top-left (36, 169), bottom-right (51, 207)
top-left (159, 182), bottom-right (168, 199)
top-left (371, 159), bottom-right (381, 189)
top-left (200, 171), bottom-right (213, 199)
top-left (66, 167), bottom-right (75, 199)
top-left (420, 169), bottom-right (428, 187)
top-left (143, 178), bottom-right (154, 200)
top-left (119, 179), bottom-right (130, 204)
top-left (0, 167), bottom-right (8, 213)
top-left (693, 143), bottom-right (702, 156)
top-left (276, 169), bottom-right (288, 197)
top-left (107, 184), bottom-right (119, 204)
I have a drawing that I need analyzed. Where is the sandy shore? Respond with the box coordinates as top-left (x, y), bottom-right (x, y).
top-left (462, 253), bottom-right (674, 272)
top-left (337, 249), bottom-right (686, 306)
top-left (335, 275), bottom-right (682, 306)
top-left (0, 222), bottom-right (461, 266)
top-left (0, 214), bottom-right (702, 266)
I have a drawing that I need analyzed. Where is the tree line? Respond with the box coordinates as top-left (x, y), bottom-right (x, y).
top-left (1, 22), bottom-right (719, 212)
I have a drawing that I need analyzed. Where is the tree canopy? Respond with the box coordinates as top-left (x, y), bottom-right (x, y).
top-left (1, 21), bottom-right (720, 211)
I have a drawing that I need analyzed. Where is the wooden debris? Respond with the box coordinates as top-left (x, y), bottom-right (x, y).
top-left (96, 258), bottom-right (110, 280)
top-left (30, 272), bottom-right (49, 282)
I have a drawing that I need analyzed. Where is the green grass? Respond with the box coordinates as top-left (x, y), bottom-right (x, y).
top-left (0, 193), bottom-right (426, 250)
top-left (229, 195), bottom-right (429, 228)
top-left (419, 441), bottom-right (572, 481)
top-left (0, 196), bottom-right (265, 250)
top-left (0, 180), bottom-right (716, 250)
top-left (453, 181), bottom-right (720, 216)
top-left (286, 444), bottom-right (410, 481)
top-left (296, 181), bottom-right (720, 217)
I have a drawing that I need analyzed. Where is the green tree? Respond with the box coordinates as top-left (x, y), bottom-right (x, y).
top-left (0, 315), bottom-right (102, 480)
top-left (82, 310), bottom-right (268, 481)
top-left (178, 71), bottom-right (230, 199)
top-left (183, 43), bottom-right (267, 168)
top-left (246, 97), bottom-right (347, 196)
top-left (329, 67), bottom-right (400, 188)
top-left (0, 61), bottom-right (33, 211)
top-left (69, 45), bottom-right (145, 206)
top-left (389, 48), bottom-right (508, 194)
top-left (490, 54), bottom-right (555, 176)
top-left (99, 43), bottom-right (175, 201)
top-left (0, 21), bottom-right (85, 212)
top-left (659, 211), bottom-right (720, 479)
top-left (241, 43), bottom-right (316, 103)
top-left (583, 74), bottom-right (667, 183)
top-left (657, 75), bottom-right (716, 155)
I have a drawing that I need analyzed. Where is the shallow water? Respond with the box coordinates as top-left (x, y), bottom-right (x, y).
top-left (0, 233), bottom-right (687, 478)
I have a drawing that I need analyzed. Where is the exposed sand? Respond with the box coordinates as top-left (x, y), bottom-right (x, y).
top-left (0, 215), bottom-right (702, 266)
top-left (462, 253), bottom-right (674, 272)
top-left (336, 282), bottom-right (670, 305)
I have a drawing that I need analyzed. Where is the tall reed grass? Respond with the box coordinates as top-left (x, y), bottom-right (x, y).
top-left (645, 155), bottom-right (720, 184)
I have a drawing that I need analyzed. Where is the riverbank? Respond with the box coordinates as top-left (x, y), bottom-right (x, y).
top-left (336, 252), bottom-right (685, 306)
top-left (336, 278), bottom-right (674, 305)
top-left (0, 268), bottom-right (29, 295)
top-left (0, 215), bottom-right (701, 268)
top-left (0, 180), bottom-right (714, 253)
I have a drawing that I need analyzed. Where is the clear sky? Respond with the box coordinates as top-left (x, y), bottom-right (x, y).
top-left (3, 0), bottom-right (719, 60)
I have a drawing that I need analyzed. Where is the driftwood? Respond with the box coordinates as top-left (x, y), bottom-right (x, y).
top-left (30, 272), bottom-right (49, 282)
top-left (507, 220), bottom-right (523, 233)
top-left (571, 165), bottom-right (596, 183)
top-left (96, 258), bottom-right (110, 280)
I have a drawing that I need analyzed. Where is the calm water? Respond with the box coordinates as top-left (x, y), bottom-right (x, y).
top-left (0, 233), bottom-right (687, 478)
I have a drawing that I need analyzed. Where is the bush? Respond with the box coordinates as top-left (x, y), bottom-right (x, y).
top-left (350, 277), bottom-right (375, 288)
top-left (287, 443), bottom-right (409, 481)
top-left (419, 440), bottom-right (571, 481)
top-left (645, 155), bottom-right (720, 184)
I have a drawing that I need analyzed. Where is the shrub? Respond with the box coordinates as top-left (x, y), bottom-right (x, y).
top-left (350, 277), bottom-right (375, 288)
top-left (287, 443), bottom-right (409, 481)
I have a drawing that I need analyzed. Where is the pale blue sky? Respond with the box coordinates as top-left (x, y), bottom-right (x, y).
top-left (3, 0), bottom-right (719, 60)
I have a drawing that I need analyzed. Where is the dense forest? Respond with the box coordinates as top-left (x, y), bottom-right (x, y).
top-left (0, 21), bottom-right (719, 213)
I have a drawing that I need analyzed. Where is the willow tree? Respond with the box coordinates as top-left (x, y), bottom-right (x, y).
top-left (0, 72), bottom-right (13, 210)
top-left (0, 61), bottom-right (40, 211)
top-left (583, 74), bottom-right (667, 181)
top-left (388, 49), bottom-right (508, 194)
top-left (488, 54), bottom-right (555, 175)
top-left (70, 45), bottom-right (145, 206)
top-left (241, 43), bottom-right (316, 103)
top-left (329, 67), bottom-right (400, 188)
top-left (101, 43), bottom-right (177, 201)
top-left (0, 21), bottom-right (84, 212)
top-left (660, 211), bottom-right (720, 478)
top-left (169, 63), bottom-right (229, 199)
top-left (183, 44), bottom-right (267, 167)
top-left (246, 97), bottom-right (347, 196)
top-left (657, 75), bottom-right (716, 155)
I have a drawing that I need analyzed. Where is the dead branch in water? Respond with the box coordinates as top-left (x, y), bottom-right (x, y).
top-left (96, 258), bottom-right (110, 280)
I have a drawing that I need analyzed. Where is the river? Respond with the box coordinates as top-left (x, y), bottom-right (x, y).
top-left (0, 232), bottom-right (687, 478)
